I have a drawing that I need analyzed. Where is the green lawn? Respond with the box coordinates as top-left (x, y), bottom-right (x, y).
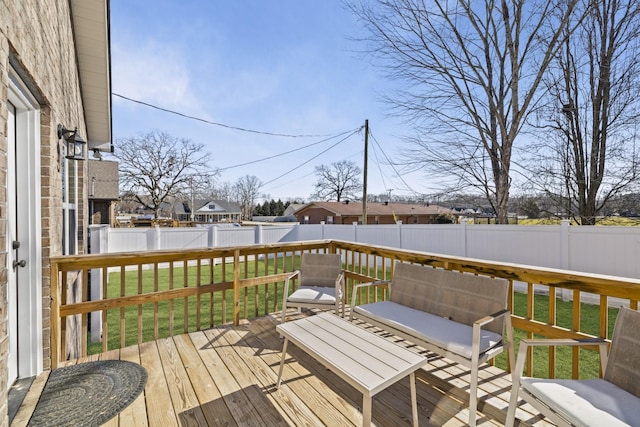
top-left (87, 260), bottom-right (615, 379)
top-left (493, 291), bottom-right (618, 378)
top-left (87, 256), bottom-right (296, 354)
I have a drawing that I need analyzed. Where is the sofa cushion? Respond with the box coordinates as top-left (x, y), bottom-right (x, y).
top-left (353, 301), bottom-right (503, 359)
top-left (521, 377), bottom-right (640, 426)
top-left (287, 286), bottom-right (338, 304)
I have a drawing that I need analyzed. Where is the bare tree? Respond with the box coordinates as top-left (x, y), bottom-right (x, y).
top-left (203, 180), bottom-right (234, 202)
top-left (115, 130), bottom-right (214, 218)
top-left (349, 0), bottom-right (583, 223)
top-left (312, 160), bottom-right (362, 202)
top-left (234, 175), bottom-right (262, 219)
top-left (528, 0), bottom-right (640, 224)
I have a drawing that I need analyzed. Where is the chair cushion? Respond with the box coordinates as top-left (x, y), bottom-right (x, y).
top-left (521, 377), bottom-right (640, 426)
top-left (353, 301), bottom-right (503, 359)
top-left (287, 286), bottom-right (337, 304)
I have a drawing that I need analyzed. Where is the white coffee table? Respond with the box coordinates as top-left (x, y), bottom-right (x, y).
top-left (276, 312), bottom-right (428, 427)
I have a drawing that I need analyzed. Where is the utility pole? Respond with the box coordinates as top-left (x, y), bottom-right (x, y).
top-left (362, 119), bottom-right (369, 225)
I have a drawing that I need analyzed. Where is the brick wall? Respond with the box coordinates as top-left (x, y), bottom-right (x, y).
top-left (0, 0), bottom-right (90, 424)
top-left (0, 19), bottom-right (10, 426)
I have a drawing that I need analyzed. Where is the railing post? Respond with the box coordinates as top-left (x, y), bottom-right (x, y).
top-left (233, 249), bottom-right (240, 325)
top-left (50, 261), bottom-right (60, 369)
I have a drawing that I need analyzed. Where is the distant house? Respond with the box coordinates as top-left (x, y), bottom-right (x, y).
top-left (87, 159), bottom-right (119, 226)
top-left (176, 200), bottom-right (242, 223)
top-left (293, 201), bottom-right (458, 224)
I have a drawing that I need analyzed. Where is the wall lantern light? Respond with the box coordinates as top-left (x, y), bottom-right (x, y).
top-left (57, 124), bottom-right (86, 161)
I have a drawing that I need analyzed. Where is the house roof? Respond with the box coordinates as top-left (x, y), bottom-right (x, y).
top-left (71, 0), bottom-right (112, 152)
top-left (195, 200), bottom-right (242, 214)
top-left (87, 159), bottom-right (119, 200)
top-left (284, 203), bottom-right (305, 216)
top-left (296, 201), bottom-right (457, 217)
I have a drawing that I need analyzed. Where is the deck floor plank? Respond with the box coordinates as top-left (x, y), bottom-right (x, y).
top-left (100, 348), bottom-right (124, 427)
top-left (118, 344), bottom-right (149, 427)
top-left (155, 336), bottom-right (209, 426)
top-left (173, 333), bottom-right (238, 427)
top-left (190, 328), bottom-right (267, 426)
top-left (202, 325), bottom-right (291, 426)
top-left (138, 340), bottom-right (179, 426)
top-left (223, 320), bottom-right (330, 426)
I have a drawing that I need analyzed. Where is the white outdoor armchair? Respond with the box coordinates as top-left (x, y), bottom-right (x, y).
top-left (506, 307), bottom-right (640, 426)
top-left (281, 252), bottom-right (345, 323)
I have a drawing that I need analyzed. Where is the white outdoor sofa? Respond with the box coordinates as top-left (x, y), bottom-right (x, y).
top-left (350, 261), bottom-right (515, 427)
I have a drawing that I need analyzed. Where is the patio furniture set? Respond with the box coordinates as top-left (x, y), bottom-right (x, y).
top-left (277, 253), bottom-right (640, 427)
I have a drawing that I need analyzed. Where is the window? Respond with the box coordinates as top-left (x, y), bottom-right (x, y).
top-left (62, 149), bottom-right (79, 255)
top-left (326, 216), bottom-right (333, 224)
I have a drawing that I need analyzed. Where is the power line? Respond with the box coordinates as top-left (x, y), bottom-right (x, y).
top-left (262, 128), bottom-right (361, 187)
top-left (113, 93), bottom-right (339, 138)
top-left (370, 140), bottom-right (390, 192)
top-left (218, 128), bottom-right (361, 172)
top-left (262, 149), bottom-right (364, 193)
top-left (369, 129), bottom-right (419, 194)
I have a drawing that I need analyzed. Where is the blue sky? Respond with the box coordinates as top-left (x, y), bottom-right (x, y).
top-left (110, 1), bottom-right (431, 202)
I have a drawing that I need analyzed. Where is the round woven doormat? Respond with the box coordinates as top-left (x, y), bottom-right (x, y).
top-left (29, 360), bottom-right (147, 427)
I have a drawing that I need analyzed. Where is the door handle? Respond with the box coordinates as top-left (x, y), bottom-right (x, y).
top-left (12, 259), bottom-right (26, 270)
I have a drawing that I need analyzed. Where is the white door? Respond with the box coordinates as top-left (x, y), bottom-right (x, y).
top-left (7, 69), bottom-right (43, 387)
top-left (7, 102), bottom-right (18, 385)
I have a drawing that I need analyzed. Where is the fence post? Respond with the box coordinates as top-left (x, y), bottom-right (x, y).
top-left (209, 225), bottom-right (218, 248)
top-left (320, 221), bottom-right (325, 240)
top-left (353, 222), bottom-right (359, 243)
top-left (397, 220), bottom-right (403, 249)
top-left (88, 225), bottom-right (107, 343)
top-left (255, 224), bottom-right (263, 245)
top-left (146, 225), bottom-right (161, 251)
top-left (560, 219), bottom-right (570, 269)
top-left (460, 219), bottom-right (468, 257)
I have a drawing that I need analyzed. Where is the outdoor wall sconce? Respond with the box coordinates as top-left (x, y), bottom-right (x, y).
top-left (57, 124), bottom-right (86, 161)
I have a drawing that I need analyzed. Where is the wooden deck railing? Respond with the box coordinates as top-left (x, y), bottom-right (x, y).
top-left (51, 239), bottom-right (640, 378)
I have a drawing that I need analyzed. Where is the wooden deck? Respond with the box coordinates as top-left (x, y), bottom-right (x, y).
top-left (11, 312), bottom-right (550, 426)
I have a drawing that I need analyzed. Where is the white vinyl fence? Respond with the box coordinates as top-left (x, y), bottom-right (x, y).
top-left (89, 221), bottom-right (640, 280)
